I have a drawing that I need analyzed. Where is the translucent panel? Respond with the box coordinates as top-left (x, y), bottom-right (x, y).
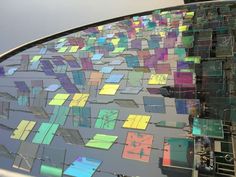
top-left (88, 72), bottom-right (103, 86)
top-left (72, 70), bottom-right (86, 86)
top-left (112, 47), bottom-right (125, 54)
top-left (11, 120), bottom-right (36, 141)
top-left (72, 107), bottom-right (91, 128)
top-left (0, 144), bottom-right (14, 159)
top-left (123, 114), bottom-right (150, 130)
top-left (114, 99), bottom-right (139, 108)
top-left (125, 55), bottom-right (140, 68)
top-left (56, 74), bottom-right (79, 93)
top-left (100, 66), bottom-right (114, 74)
top-left (122, 132), bottom-right (153, 162)
top-left (58, 128), bottom-right (84, 145)
top-left (216, 35), bottom-right (234, 57)
top-left (31, 90), bottom-right (48, 108)
top-left (143, 96), bottom-right (166, 113)
top-left (85, 134), bottom-right (118, 150)
top-left (32, 123), bottom-right (59, 144)
top-left (64, 157), bottom-right (101, 177)
top-left (155, 63), bottom-right (171, 74)
top-left (40, 146), bottom-right (65, 177)
top-left (95, 109), bottom-right (119, 130)
top-left (192, 118), bottom-right (224, 139)
top-left (69, 94), bottom-right (89, 107)
top-left (174, 72), bottom-right (193, 87)
top-left (91, 53), bottom-right (104, 61)
top-left (13, 142), bottom-right (39, 172)
top-left (155, 121), bottom-right (187, 129)
top-left (202, 60), bottom-right (222, 76)
top-left (120, 87), bottom-right (142, 94)
top-left (17, 93), bottom-right (30, 106)
top-left (182, 35), bottom-right (194, 48)
top-left (49, 106), bottom-right (70, 126)
top-left (28, 106), bottom-right (49, 119)
top-left (163, 138), bottom-right (193, 169)
top-left (127, 71), bottom-right (144, 87)
top-left (148, 74), bottom-right (168, 85)
top-left (175, 99), bottom-right (200, 115)
top-left (48, 94), bottom-right (70, 106)
top-left (0, 101), bottom-right (10, 119)
top-left (99, 84), bottom-right (119, 95)
top-left (105, 74), bottom-right (124, 83)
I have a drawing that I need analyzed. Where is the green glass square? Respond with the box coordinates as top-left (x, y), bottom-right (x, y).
top-left (95, 109), bottom-right (119, 130)
top-left (40, 165), bottom-right (62, 177)
top-left (32, 123), bottom-right (59, 144)
top-left (85, 134), bottom-right (118, 150)
top-left (202, 61), bottom-right (222, 76)
top-left (165, 137), bottom-right (193, 168)
top-left (192, 118), bottom-right (224, 139)
top-left (128, 71), bottom-right (143, 87)
top-left (182, 36), bottom-right (194, 48)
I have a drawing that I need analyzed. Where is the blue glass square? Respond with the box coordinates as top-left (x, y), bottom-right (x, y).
top-left (64, 156), bottom-right (102, 177)
top-left (175, 99), bottom-right (188, 114)
top-left (97, 37), bottom-right (106, 44)
top-left (100, 66), bottom-right (114, 74)
top-left (72, 70), bottom-right (86, 85)
top-left (91, 54), bottom-right (104, 61)
top-left (143, 96), bottom-right (166, 113)
top-left (125, 56), bottom-right (140, 68)
top-left (72, 107), bottom-right (91, 128)
top-left (105, 74), bottom-right (124, 83)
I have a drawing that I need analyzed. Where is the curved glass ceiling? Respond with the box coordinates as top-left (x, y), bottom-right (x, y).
top-left (0, 1), bottom-right (236, 177)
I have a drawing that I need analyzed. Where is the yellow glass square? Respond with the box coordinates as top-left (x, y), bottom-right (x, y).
top-left (69, 93), bottom-right (89, 107)
top-left (179, 25), bottom-right (188, 32)
top-left (135, 28), bottom-right (141, 32)
top-left (98, 25), bottom-right (104, 31)
top-left (11, 120), bottom-right (36, 141)
top-left (123, 114), bottom-right (151, 130)
top-left (133, 21), bottom-right (140, 25)
top-left (48, 94), bottom-right (70, 106)
top-left (111, 38), bottom-right (120, 46)
top-left (148, 74), bottom-right (168, 85)
top-left (185, 12), bottom-right (194, 18)
top-left (112, 47), bottom-right (125, 54)
top-left (159, 32), bottom-right (166, 37)
top-left (69, 46), bottom-right (79, 53)
top-left (30, 55), bottom-right (42, 63)
top-left (99, 84), bottom-right (119, 95)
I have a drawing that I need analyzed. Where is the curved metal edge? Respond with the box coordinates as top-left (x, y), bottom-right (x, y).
top-left (0, 0), bottom-right (234, 62)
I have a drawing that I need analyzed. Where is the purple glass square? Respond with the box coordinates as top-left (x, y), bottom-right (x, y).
top-left (164, 37), bottom-right (176, 48)
top-left (14, 81), bottom-right (30, 92)
top-left (155, 63), bottom-right (171, 74)
top-left (144, 55), bottom-right (158, 68)
top-left (177, 61), bottom-right (194, 70)
top-left (131, 39), bottom-right (142, 50)
top-left (0, 66), bottom-right (5, 76)
top-left (81, 58), bottom-right (93, 70)
top-left (174, 72), bottom-right (193, 86)
top-left (66, 60), bottom-right (80, 68)
top-left (155, 48), bottom-right (168, 60)
top-left (40, 60), bottom-right (53, 69)
top-left (52, 59), bottom-right (65, 66)
top-left (56, 74), bottom-right (79, 93)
